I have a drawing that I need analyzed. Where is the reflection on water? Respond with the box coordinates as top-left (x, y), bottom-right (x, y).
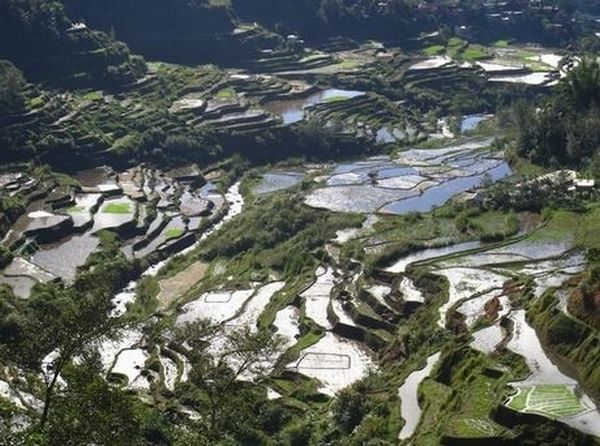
top-left (461, 114), bottom-right (490, 133)
top-left (306, 137), bottom-right (512, 215)
top-left (31, 234), bottom-right (100, 284)
top-left (376, 127), bottom-right (406, 144)
top-left (381, 162), bottom-right (511, 215)
top-left (75, 167), bottom-right (114, 187)
top-left (397, 352), bottom-right (441, 440)
top-left (254, 172), bottom-right (304, 194)
top-left (508, 310), bottom-right (575, 385)
top-left (385, 241), bottom-right (481, 273)
top-left (264, 89), bottom-right (364, 124)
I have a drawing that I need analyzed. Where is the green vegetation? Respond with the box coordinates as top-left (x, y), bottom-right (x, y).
top-left (530, 289), bottom-right (600, 401)
top-left (0, 0), bottom-right (145, 87)
top-left (421, 38), bottom-right (489, 62)
top-left (0, 1), bottom-right (598, 445)
top-left (165, 228), bottom-right (184, 240)
top-left (339, 60), bottom-right (359, 69)
top-left (215, 87), bottom-right (236, 100)
top-left (423, 45), bottom-right (445, 56)
top-left (516, 58), bottom-right (600, 170)
top-left (454, 207), bottom-right (520, 242)
top-left (569, 260), bottom-right (600, 330)
top-left (324, 95), bottom-right (351, 103)
top-left (576, 205), bottom-right (600, 250)
top-left (461, 44), bottom-right (489, 61)
top-left (200, 192), bottom-right (363, 279)
top-left (0, 220), bottom-right (139, 443)
top-left (111, 133), bottom-right (142, 155)
top-left (0, 60), bottom-right (25, 116)
top-left (508, 385), bottom-right (586, 418)
top-left (102, 202), bottom-right (132, 214)
top-left (508, 386), bottom-right (532, 410)
top-left (67, 206), bottom-right (85, 214)
top-left (0, 246), bottom-right (13, 269)
top-left (83, 90), bottom-right (103, 101)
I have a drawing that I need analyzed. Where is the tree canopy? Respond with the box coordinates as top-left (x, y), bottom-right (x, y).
top-left (0, 60), bottom-right (25, 117)
top-left (516, 57), bottom-right (600, 170)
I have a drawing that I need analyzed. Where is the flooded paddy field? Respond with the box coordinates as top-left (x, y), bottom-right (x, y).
top-left (0, 165), bottom-right (231, 293)
top-left (253, 171), bottom-right (305, 194)
top-left (305, 137), bottom-right (511, 214)
top-left (394, 229), bottom-right (600, 438)
top-left (287, 332), bottom-right (375, 396)
top-left (263, 88), bottom-right (365, 124)
top-left (411, 41), bottom-right (572, 89)
top-left (2, 126), bottom-right (597, 446)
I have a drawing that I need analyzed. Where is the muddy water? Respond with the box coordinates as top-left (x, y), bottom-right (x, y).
top-left (74, 167), bottom-right (114, 187)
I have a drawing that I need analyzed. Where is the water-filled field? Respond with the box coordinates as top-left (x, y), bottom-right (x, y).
top-left (306, 138), bottom-right (511, 214)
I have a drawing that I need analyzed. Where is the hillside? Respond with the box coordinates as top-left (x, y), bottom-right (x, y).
top-left (62, 0), bottom-right (284, 66)
top-left (0, 1), bottom-right (599, 445)
top-left (0, 0), bottom-right (145, 88)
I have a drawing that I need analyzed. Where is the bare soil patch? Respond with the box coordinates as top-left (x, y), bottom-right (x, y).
top-left (157, 261), bottom-right (208, 309)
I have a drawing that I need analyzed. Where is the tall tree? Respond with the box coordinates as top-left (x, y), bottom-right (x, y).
top-left (172, 320), bottom-right (285, 442)
top-left (0, 282), bottom-right (121, 430)
top-left (0, 60), bottom-right (25, 117)
top-left (41, 353), bottom-right (144, 446)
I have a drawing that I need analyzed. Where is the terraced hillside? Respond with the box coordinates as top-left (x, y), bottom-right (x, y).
top-left (0, 1), bottom-right (599, 445)
top-left (2, 127), bottom-right (600, 444)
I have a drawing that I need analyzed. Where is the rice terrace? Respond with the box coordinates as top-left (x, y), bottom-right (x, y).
top-left (0, 0), bottom-right (600, 445)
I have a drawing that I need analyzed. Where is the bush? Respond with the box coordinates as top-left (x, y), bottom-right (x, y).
top-left (332, 385), bottom-right (367, 434)
top-left (0, 245), bottom-right (13, 269)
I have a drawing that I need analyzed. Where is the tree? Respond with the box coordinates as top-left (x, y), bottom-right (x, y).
top-left (0, 282), bottom-right (121, 431)
top-left (172, 320), bottom-right (285, 442)
top-left (40, 353), bottom-right (144, 446)
top-left (0, 60), bottom-right (25, 117)
top-left (516, 57), bottom-right (600, 168)
top-left (332, 384), bottom-right (367, 434)
top-left (559, 57), bottom-right (600, 110)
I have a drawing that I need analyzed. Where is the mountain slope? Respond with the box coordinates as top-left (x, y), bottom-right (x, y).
top-left (0, 0), bottom-right (145, 88)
